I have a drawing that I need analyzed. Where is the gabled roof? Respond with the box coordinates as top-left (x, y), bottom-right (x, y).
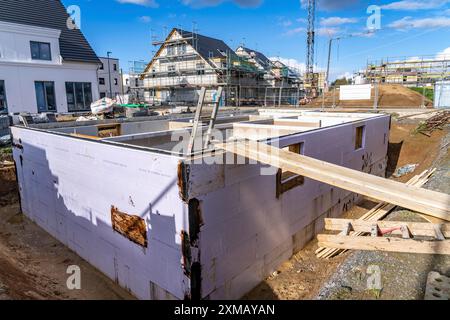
top-left (174, 28), bottom-right (238, 61)
top-left (237, 46), bottom-right (273, 71)
top-left (142, 28), bottom-right (238, 78)
top-left (0, 0), bottom-right (100, 64)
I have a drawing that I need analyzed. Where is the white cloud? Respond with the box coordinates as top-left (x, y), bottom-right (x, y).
top-left (389, 16), bottom-right (450, 29)
top-left (283, 27), bottom-right (306, 36)
top-left (317, 27), bottom-right (340, 36)
top-left (116, 0), bottom-right (159, 7)
top-left (269, 57), bottom-right (306, 72)
top-left (320, 17), bottom-right (358, 26)
top-left (337, 71), bottom-right (352, 79)
top-left (300, 0), bottom-right (358, 11)
top-left (139, 16), bottom-right (152, 23)
top-left (381, 0), bottom-right (449, 11)
top-left (181, 0), bottom-right (262, 8)
top-left (437, 47), bottom-right (450, 59)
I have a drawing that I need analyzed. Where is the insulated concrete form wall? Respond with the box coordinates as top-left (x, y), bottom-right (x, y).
top-left (11, 113), bottom-right (390, 300)
top-left (181, 115), bottom-right (390, 299)
top-left (11, 127), bottom-right (191, 300)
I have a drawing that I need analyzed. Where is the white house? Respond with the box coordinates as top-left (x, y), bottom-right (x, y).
top-left (98, 57), bottom-right (122, 99)
top-left (0, 0), bottom-right (100, 114)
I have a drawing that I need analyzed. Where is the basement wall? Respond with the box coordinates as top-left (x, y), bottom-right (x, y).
top-left (10, 113), bottom-right (390, 300)
top-left (10, 126), bottom-right (190, 300)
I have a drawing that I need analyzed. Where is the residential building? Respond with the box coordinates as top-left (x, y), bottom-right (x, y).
top-left (0, 0), bottom-right (101, 114)
top-left (141, 28), bottom-right (298, 107)
top-left (98, 56), bottom-right (121, 99)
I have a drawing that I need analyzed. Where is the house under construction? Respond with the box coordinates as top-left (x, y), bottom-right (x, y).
top-left (365, 55), bottom-right (450, 86)
top-left (141, 28), bottom-right (302, 107)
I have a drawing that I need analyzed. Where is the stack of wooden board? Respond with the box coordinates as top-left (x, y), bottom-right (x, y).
top-left (315, 169), bottom-right (437, 259)
top-left (317, 218), bottom-right (450, 255)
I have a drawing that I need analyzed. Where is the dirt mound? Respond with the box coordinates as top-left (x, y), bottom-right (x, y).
top-left (308, 84), bottom-right (433, 109)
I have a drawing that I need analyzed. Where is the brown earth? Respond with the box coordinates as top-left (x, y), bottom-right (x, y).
top-left (308, 84), bottom-right (433, 108)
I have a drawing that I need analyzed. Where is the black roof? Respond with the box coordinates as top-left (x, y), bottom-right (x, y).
top-left (175, 28), bottom-right (238, 61)
top-left (0, 0), bottom-right (100, 64)
top-left (239, 47), bottom-right (273, 70)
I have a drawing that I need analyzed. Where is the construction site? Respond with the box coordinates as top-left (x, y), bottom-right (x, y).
top-left (0, 0), bottom-right (450, 303)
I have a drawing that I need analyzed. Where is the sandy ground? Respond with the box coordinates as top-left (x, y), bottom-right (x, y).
top-left (0, 117), bottom-right (448, 300)
top-left (0, 157), bottom-right (135, 300)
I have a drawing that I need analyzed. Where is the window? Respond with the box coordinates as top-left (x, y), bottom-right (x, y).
top-left (178, 44), bottom-right (186, 55)
top-left (196, 63), bottom-right (205, 75)
top-left (355, 125), bottom-right (365, 150)
top-left (66, 82), bottom-right (93, 112)
top-left (99, 78), bottom-right (105, 85)
top-left (99, 63), bottom-right (104, 70)
top-left (100, 92), bottom-right (106, 98)
top-left (168, 65), bottom-right (176, 76)
top-left (113, 64), bottom-right (117, 71)
top-left (114, 78), bottom-right (118, 85)
top-left (35, 81), bottom-right (56, 112)
top-left (135, 78), bottom-right (139, 87)
top-left (167, 46), bottom-right (175, 56)
top-left (30, 41), bottom-right (51, 61)
top-left (276, 143), bottom-right (305, 198)
top-left (0, 80), bottom-right (7, 113)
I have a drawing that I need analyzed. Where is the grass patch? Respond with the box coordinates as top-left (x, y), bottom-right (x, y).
top-left (0, 146), bottom-right (12, 155)
top-left (409, 87), bottom-right (434, 102)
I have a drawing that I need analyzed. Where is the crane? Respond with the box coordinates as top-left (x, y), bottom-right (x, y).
top-left (305, 0), bottom-right (316, 97)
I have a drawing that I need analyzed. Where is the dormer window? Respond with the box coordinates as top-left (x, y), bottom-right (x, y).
top-left (30, 41), bottom-right (51, 61)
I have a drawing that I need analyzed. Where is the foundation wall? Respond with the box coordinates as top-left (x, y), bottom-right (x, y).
top-left (184, 115), bottom-right (390, 299)
top-left (11, 127), bottom-right (190, 300)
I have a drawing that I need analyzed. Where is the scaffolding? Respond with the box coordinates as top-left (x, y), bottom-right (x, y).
top-left (365, 55), bottom-right (450, 87)
top-left (142, 28), bottom-right (303, 107)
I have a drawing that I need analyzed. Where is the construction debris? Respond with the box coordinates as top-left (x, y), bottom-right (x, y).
top-left (315, 169), bottom-right (435, 259)
top-left (415, 111), bottom-right (450, 137)
top-left (393, 163), bottom-right (418, 178)
top-left (317, 218), bottom-right (450, 255)
top-left (425, 271), bottom-right (450, 300)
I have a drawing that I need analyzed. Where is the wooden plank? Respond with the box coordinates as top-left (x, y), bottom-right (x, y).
top-left (324, 218), bottom-right (450, 238)
top-left (216, 141), bottom-right (450, 221)
top-left (316, 170), bottom-right (435, 259)
top-left (70, 133), bottom-right (103, 140)
top-left (317, 234), bottom-right (450, 255)
top-left (273, 119), bottom-right (321, 127)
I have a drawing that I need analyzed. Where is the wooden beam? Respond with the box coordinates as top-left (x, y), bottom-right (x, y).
top-left (317, 234), bottom-right (450, 255)
top-left (324, 218), bottom-right (450, 238)
top-left (216, 141), bottom-right (450, 221)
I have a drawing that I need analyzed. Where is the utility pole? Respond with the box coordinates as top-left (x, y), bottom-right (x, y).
top-left (107, 51), bottom-right (113, 99)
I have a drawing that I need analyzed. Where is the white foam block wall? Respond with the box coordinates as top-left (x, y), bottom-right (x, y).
top-left (191, 115), bottom-right (390, 299)
top-left (11, 127), bottom-right (189, 300)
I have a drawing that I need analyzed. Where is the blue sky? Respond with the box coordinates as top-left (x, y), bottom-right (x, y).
top-left (62, 0), bottom-right (450, 79)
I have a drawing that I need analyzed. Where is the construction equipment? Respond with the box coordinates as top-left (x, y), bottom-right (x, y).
top-left (305, 0), bottom-right (316, 97)
top-left (187, 86), bottom-right (223, 154)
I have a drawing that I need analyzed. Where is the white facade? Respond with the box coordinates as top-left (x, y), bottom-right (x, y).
top-left (98, 57), bottom-right (122, 98)
top-left (0, 21), bottom-right (100, 114)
